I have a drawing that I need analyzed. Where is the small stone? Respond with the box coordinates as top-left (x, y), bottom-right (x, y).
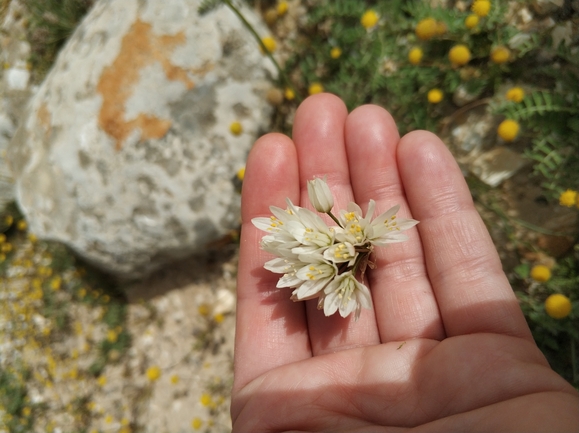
top-left (213, 289), bottom-right (235, 316)
top-left (470, 147), bottom-right (527, 187)
top-left (452, 84), bottom-right (480, 107)
top-left (450, 110), bottom-right (495, 154)
top-left (5, 67), bottom-right (29, 90)
top-left (552, 22), bottom-right (573, 49)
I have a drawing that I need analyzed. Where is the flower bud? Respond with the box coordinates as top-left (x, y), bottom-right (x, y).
top-left (307, 177), bottom-right (334, 213)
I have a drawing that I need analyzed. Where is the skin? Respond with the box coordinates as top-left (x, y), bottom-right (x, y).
top-left (231, 94), bottom-right (579, 432)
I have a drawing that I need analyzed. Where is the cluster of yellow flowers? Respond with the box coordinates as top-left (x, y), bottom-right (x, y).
top-left (409, 0), bottom-right (511, 79)
top-left (529, 265), bottom-right (573, 319)
top-left (0, 226), bottom-right (141, 432)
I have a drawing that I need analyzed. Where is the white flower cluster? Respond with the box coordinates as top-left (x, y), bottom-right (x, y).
top-left (252, 177), bottom-right (418, 320)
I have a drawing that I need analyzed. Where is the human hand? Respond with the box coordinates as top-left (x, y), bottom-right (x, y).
top-left (231, 94), bottom-right (579, 432)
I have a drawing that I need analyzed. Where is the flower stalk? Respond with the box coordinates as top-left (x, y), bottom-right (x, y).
top-left (222, 0), bottom-right (301, 103)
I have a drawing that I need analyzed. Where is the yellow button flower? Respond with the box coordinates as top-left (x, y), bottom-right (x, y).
top-left (415, 17), bottom-right (437, 40)
top-left (491, 46), bottom-right (510, 64)
top-left (198, 303), bottom-right (210, 316)
top-left (308, 82), bottom-right (324, 95)
top-left (408, 47), bottom-right (423, 65)
top-left (506, 87), bottom-right (525, 103)
top-left (559, 189), bottom-right (578, 207)
top-left (472, 0), bottom-right (491, 17)
top-left (530, 265), bottom-right (551, 283)
top-left (284, 87), bottom-right (295, 100)
top-left (449, 44), bottom-right (471, 66)
top-left (236, 167), bottom-right (245, 181)
top-left (192, 417), bottom-right (203, 430)
top-left (146, 366), bottom-right (161, 382)
top-left (545, 294), bottom-right (572, 319)
top-left (427, 89), bottom-right (443, 104)
top-left (277, 1), bottom-right (288, 16)
top-left (361, 10), bottom-right (379, 29)
top-left (497, 119), bottom-right (520, 141)
top-left (97, 375), bottom-right (107, 387)
top-left (260, 36), bottom-right (276, 53)
top-left (330, 47), bottom-right (342, 59)
top-left (229, 121), bottom-right (243, 136)
top-left (465, 14), bottom-right (479, 29)
top-left (200, 393), bottom-right (213, 406)
top-left (106, 329), bottom-right (118, 343)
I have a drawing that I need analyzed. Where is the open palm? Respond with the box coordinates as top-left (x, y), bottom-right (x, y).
top-left (231, 94), bottom-right (579, 432)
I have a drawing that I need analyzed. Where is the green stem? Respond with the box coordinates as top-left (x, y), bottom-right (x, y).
top-left (327, 210), bottom-right (342, 228)
top-left (222, 0), bottom-right (300, 102)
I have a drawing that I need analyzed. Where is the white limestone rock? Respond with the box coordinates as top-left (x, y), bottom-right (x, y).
top-left (8, 0), bottom-right (275, 277)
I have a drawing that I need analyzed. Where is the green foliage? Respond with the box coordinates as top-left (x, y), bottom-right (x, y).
top-left (491, 89), bottom-right (579, 196)
top-left (102, 302), bottom-right (126, 329)
top-left (0, 366), bottom-right (32, 433)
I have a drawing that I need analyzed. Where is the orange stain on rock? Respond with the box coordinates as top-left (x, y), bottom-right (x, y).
top-left (36, 103), bottom-right (52, 134)
top-left (97, 19), bottom-right (195, 150)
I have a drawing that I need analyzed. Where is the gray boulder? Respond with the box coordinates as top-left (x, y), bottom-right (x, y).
top-left (8, 0), bottom-right (275, 278)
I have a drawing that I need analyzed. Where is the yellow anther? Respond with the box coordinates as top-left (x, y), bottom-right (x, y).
top-left (309, 266), bottom-right (315, 271)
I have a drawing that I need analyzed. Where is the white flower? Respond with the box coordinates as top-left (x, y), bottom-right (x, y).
top-left (288, 207), bottom-right (335, 253)
top-left (323, 241), bottom-right (357, 265)
top-left (322, 271), bottom-right (372, 320)
top-left (307, 176), bottom-right (334, 213)
top-left (252, 176), bottom-right (419, 322)
top-left (290, 254), bottom-right (338, 300)
top-left (365, 204), bottom-right (419, 246)
top-left (336, 200), bottom-right (418, 247)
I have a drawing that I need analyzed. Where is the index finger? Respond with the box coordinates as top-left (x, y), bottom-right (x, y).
top-left (233, 134), bottom-right (312, 393)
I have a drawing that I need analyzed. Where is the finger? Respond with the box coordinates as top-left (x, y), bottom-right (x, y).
top-left (397, 131), bottom-right (532, 340)
top-left (344, 106), bottom-right (445, 343)
top-left (292, 94), bottom-right (380, 355)
top-left (233, 133), bottom-right (311, 393)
